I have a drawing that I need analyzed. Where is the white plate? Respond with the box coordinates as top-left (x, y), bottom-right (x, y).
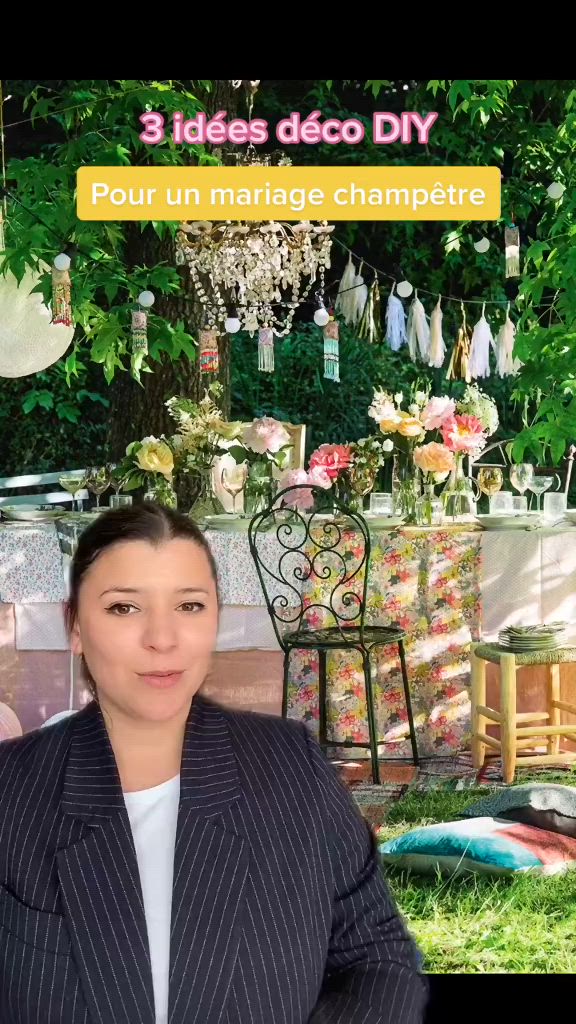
top-left (1, 505), bottom-right (67, 522)
top-left (203, 514), bottom-right (251, 532)
top-left (476, 513), bottom-right (542, 530)
top-left (564, 510), bottom-right (576, 523)
top-left (363, 514), bottom-right (405, 528)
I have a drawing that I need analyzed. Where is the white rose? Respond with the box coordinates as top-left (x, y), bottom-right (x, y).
top-left (394, 392), bottom-right (404, 406)
top-left (409, 403), bottom-right (420, 416)
top-left (382, 438), bottom-right (394, 452)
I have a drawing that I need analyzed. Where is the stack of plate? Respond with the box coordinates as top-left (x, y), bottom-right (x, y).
top-left (498, 622), bottom-right (567, 652)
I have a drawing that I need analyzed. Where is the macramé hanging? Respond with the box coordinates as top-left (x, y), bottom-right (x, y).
top-left (505, 224), bottom-right (521, 278)
top-left (199, 328), bottom-right (219, 373)
top-left (323, 318), bottom-right (340, 382)
top-left (51, 267), bottom-right (73, 327)
top-left (258, 327), bottom-right (274, 373)
top-left (131, 309), bottom-right (148, 356)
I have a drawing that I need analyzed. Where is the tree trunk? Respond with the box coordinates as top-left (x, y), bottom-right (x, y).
top-left (106, 80), bottom-right (237, 505)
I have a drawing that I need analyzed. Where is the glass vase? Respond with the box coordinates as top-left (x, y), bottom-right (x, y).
top-left (392, 452), bottom-right (420, 523)
top-left (144, 476), bottom-right (178, 510)
top-left (416, 482), bottom-right (444, 526)
top-left (442, 454), bottom-right (478, 520)
top-left (188, 467), bottom-right (225, 522)
top-left (244, 461), bottom-right (276, 515)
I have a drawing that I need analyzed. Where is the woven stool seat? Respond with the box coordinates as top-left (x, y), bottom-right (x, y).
top-left (474, 643), bottom-right (576, 666)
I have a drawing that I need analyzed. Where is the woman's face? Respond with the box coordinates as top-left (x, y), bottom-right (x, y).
top-left (70, 538), bottom-right (219, 723)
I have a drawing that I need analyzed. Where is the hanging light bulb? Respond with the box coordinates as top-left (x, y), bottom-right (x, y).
top-left (547, 181), bottom-right (565, 200)
top-left (137, 290), bottom-right (155, 308)
top-left (474, 237), bottom-right (490, 253)
top-left (224, 308), bottom-right (241, 333)
top-left (53, 252), bottom-right (71, 271)
top-left (313, 290), bottom-right (330, 327)
top-left (396, 280), bottom-right (413, 298)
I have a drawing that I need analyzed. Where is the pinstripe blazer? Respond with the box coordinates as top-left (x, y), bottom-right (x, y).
top-left (0, 695), bottom-right (427, 1024)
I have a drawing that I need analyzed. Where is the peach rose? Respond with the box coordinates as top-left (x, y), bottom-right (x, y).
top-left (396, 412), bottom-right (425, 439)
top-left (413, 442), bottom-right (456, 475)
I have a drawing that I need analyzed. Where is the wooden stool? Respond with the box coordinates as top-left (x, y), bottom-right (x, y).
top-left (470, 642), bottom-right (576, 783)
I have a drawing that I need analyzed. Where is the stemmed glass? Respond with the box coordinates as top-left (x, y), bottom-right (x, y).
top-left (478, 468), bottom-right (503, 499)
top-left (107, 463), bottom-right (130, 507)
top-left (527, 476), bottom-right (555, 512)
top-left (510, 463), bottom-right (534, 497)
top-left (58, 473), bottom-right (87, 512)
top-left (221, 463), bottom-right (248, 515)
top-left (86, 466), bottom-right (111, 509)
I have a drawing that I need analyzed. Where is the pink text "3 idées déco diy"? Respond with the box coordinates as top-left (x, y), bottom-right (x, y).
top-left (139, 111), bottom-right (439, 147)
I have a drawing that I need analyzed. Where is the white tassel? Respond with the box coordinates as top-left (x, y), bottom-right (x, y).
top-left (469, 303), bottom-right (494, 379)
top-left (350, 261), bottom-right (368, 327)
top-left (385, 284), bottom-right (407, 351)
top-left (258, 327), bottom-right (274, 372)
top-left (406, 291), bottom-right (430, 363)
top-left (335, 254), bottom-right (357, 327)
top-left (495, 304), bottom-right (521, 377)
top-left (428, 296), bottom-right (446, 368)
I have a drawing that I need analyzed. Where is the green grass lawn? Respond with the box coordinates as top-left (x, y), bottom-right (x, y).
top-left (380, 773), bottom-right (576, 974)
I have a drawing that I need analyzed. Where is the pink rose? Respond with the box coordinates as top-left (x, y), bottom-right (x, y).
top-left (441, 414), bottom-right (487, 454)
top-left (421, 396), bottom-right (456, 431)
top-left (277, 468), bottom-right (315, 510)
top-left (413, 442), bottom-right (456, 476)
top-left (309, 443), bottom-right (352, 481)
top-left (242, 416), bottom-right (291, 454)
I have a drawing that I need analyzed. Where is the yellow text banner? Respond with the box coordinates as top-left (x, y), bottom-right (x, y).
top-left (77, 165), bottom-right (500, 221)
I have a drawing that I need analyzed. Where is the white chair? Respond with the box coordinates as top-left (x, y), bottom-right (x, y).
top-left (0, 470), bottom-right (89, 508)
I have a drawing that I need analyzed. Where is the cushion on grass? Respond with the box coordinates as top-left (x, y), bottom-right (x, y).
top-left (379, 816), bottom-right (576, 877)
top-left (461, 783), bottom-right (576, 839)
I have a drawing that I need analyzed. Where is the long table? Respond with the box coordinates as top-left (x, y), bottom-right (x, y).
top-left (2, 519), bottom-right (576, 755)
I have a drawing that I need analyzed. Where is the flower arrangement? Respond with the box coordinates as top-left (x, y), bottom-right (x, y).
top-left (226, 416), bottom-right (294, 472)
top-left (165, 381), bottom-right (243, 474)
top-left (118, 436), bottom-right (178, 508)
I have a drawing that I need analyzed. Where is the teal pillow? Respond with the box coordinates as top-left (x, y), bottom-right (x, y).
top-left (379, 816), bottom-right (576, 877)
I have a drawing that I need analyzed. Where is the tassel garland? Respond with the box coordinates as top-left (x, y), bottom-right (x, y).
top-left (428, 297), bottom-right (446, 368)
top-left (406, 291), bottom-right (430, 363)
top-left (334, 254), bottom-right (357, 326)
top-left (258, 327), bottom-right (275, 372)
top-left (469, 304), bottom-right (494, 379)
top-left (495, 304), bottom-right (521, 377)
top-left (358, 277), bottom-right (382, 344)
top-left (323, 319), bottom-right (340, 382)
top-left (385, 284), bottom-right (407, 351)
top-left (446, 304), bottom-right (472, 383)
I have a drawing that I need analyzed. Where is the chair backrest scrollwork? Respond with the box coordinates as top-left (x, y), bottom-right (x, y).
top-left (248, 484), bottom-right (371, 651)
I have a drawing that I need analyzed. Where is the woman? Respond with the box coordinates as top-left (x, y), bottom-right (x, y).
top-left (0, 503), bottom-right (427, 1024)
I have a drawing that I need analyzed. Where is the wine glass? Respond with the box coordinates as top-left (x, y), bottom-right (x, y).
top-left (59, 473), bottom-right (87, 512)
top-left (221, 463), bottom-right (248, 515)
top-left (527, 475), bottom-right (555, 512)
top-left (478, 467), bottom-right (504, 498)
top-left (510, 463), bottom-right (535, 496)
top-left (85, 466), bottom-right (111, 509)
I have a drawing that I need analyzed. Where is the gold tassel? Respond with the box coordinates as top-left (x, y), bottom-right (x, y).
top-left (51, 267), bottom-right (73, 327)
top-left (446, 303), bottom-right (472, 383)
top-left (199, 328), bottom-right (219, 373)
top-left (358, 277), bottom-right (382, 344)
top-left (505, 225), bottom-right (521, 278)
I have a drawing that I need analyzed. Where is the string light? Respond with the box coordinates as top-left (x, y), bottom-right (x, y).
top-left (396, 280), bottom-right (413, 298)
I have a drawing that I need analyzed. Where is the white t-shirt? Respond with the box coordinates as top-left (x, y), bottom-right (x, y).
top-left (124, 774), bottom-right (180, 1024)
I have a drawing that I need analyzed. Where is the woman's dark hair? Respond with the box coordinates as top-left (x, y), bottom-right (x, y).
top-left (65, 502), bottom-right (220, 697)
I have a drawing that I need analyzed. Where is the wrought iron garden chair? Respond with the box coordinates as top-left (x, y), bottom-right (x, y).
top-left (248, 484), bottom-right (419, 785)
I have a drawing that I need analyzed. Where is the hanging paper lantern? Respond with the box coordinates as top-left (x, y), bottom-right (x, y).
top-left (385, 284), bottom-right (407, 351)
top-left (323, 318), bottom-right (340, 382)
top-left (51, 255), bottom-right (73, 327)
top-left (225, 313), bottom-right (241, 334)
top-left (137, 290), bottom-right (155, 308)
top-left (258, 327), bottom-right (274, 372)
top-left (474, 237), bottom-right (490, 253)
top-left (199, 328), bottom-right (219, 373)
top-left (547, 181), bottom-right (565, 200)
top-left (313, 304), bottom-right (330, 327)
top-left (428, 297), bottom-right (446, 368)
top-left (396, 280), bottom-right (413, 298)
top-left (504, 224), bottom-right (521, 279)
